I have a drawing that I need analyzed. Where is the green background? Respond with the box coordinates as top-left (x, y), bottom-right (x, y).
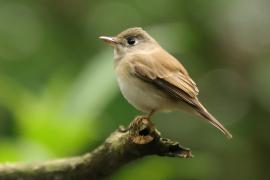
top-left (0, 0), bottom-right (269, 179)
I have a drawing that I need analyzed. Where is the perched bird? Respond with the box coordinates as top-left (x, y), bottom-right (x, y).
top-left (99, 27), bottom-right (232, 139)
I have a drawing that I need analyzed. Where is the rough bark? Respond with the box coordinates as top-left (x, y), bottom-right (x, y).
top-left (0, 116), bottom-right (193, 180)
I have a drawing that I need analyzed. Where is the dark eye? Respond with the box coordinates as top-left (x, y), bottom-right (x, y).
top-left (126, 37), bottom-right (136, 45)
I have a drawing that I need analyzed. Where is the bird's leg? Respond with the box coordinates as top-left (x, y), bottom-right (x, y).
top-left (146, 110), bottom-right (155, 120)
top-left (118, 125), bottom-right (129, 132)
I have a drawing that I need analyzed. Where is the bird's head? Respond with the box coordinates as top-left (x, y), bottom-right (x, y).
top-left (99, 27), bottom-right (157, 60)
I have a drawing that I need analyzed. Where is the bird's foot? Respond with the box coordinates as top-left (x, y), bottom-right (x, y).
top-left (135, 115), bottom-right (154, 123)
top-left (118, 115), bottom-right (153, 133)
top-left (118, 125), bottom-right (129, 132)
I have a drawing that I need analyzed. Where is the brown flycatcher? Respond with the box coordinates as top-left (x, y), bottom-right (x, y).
top-left (99, 27), bottom-right (232, 139)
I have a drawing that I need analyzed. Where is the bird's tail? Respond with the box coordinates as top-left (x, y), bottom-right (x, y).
top-left (195, 101), bottom-right (233, 139)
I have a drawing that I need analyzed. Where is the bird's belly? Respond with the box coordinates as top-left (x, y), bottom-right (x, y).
top-left (116, 74), bottom-right (175, 113)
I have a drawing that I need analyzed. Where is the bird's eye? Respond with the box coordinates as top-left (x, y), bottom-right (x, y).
top-left (126, 37), bottom-right (136, 45)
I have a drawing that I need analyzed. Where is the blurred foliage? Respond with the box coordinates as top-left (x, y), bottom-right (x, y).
top-left (0, 0), bottom-right (270, 179)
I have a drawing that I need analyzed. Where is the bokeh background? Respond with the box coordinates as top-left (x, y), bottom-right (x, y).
top-left (0, 0), bottom-right (270, 179)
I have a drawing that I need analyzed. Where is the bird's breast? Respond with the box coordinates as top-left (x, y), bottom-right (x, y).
top-left (115, 62), bottom-right (177, 113)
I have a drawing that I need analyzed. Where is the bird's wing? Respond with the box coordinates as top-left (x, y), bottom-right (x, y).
top-left (130, 49), bottom-right (199, 106)
top-left (130, 48), bottom-right (232, 139)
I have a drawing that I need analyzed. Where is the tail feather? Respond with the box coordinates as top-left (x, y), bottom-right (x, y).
top-left (195, 101), bottom-right (233, 139)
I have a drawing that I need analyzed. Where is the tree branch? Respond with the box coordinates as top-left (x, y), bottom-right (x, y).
top-left (0, 116), bottom-right (193, 180)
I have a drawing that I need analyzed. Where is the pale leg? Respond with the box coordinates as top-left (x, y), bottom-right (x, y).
top-left (146, 110), bottom-right (155, 119)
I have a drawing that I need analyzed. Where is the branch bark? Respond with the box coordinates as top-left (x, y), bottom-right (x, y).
top-left (0, 116), bottom-right (193, 180)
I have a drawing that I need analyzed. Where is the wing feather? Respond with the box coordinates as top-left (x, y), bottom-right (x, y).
top-left (131, 49), bottom-right (199, 100)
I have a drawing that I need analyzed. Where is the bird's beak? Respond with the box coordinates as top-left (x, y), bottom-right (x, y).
top-left (99, 36), bottom-right (118, 46)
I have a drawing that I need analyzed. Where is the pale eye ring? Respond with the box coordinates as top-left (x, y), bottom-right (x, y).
top-left (126, 37), bottom-right (136, 45)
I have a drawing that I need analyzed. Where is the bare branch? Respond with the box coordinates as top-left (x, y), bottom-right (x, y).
top-left (0, 116), bottom-right (192, 180)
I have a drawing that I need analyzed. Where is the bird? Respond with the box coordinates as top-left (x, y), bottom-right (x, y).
top-left (99, 27), bottom-right (232, 139)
